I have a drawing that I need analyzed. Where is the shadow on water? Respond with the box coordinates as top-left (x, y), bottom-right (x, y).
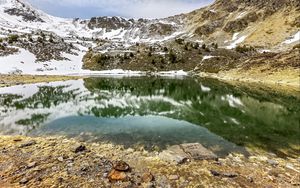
top-left (0, 77), bottom-right (299, 157)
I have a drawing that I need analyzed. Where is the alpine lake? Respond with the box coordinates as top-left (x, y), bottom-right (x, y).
top-left (0, 76), bottom-right (299, 158)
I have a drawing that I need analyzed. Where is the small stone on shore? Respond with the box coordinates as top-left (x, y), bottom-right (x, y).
top-left (113, 161), bottom-right (130, 172)
top-left (57, 157), bottom-right (64, 162)
top-left (74, 145), bottom-right (87, 153)
top-left (142, 172), bottom-right (154, 183)
top-left (108, 169), bottom-right (127, 182)
top-left (169, 175), bottom-right (179, 180)
top-left (27, 162), bottom-right (37, 168)
top-left (19, 178), bottom-right (29, 184)
top-left (210, 170), bottom-right (238, 178)
top-left (19, 140), bottom-right (37, 148)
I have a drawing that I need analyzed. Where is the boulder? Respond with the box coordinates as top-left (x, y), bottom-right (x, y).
top-left (181, 143), bottom-right (218, 160)
top-left (159, 145), bottom-right (189, 164)
top-left (159, 143), bottom-right (217, 164)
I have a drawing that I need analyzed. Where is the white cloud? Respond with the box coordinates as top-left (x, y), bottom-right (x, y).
top-left (28, 0), bottom-right (211, 18)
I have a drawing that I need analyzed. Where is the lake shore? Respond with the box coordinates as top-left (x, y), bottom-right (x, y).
top-left (0, 135), bottom-right (299, 187)
top-left (1, 71), bottom-right (299, 94)
top-left (196, 68), bottom-right (300, 93)
top-left (0, 74), bottom-right (81, 88)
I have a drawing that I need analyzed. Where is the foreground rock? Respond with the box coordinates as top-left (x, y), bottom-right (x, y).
top-left (0, 135), bottom-right (299, 187)
top-left (159, 143), bottom-right (217, 164)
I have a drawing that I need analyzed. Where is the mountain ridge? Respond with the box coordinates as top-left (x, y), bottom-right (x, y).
top-left (0, 0), bottom-right (299, 79)
top-left (0, 0), bottom-right (299, 49)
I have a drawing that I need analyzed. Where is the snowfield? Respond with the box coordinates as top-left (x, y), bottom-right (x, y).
top-left (0, 0), bottom-right (189, 76)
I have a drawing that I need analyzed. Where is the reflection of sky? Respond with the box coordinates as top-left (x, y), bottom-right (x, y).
top-left (27, 0), bottom-right (213, 19)
top-left (0, 79), bottom-right (196, 135)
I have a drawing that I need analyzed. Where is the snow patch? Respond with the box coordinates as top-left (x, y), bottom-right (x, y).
top-left (282, 31), bottom-right (300, 44)
top-left (202, 56), bottom-right (215, 61)
top-left (227, 34), bottom-right (247, 49)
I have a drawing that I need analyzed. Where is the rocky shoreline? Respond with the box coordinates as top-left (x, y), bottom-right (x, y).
top-left (0, 74), bottom-right (80, 88)
top-left (0, 135), bottom-right (299, 187)
top-left (196, 69), bottom-right (300, 92)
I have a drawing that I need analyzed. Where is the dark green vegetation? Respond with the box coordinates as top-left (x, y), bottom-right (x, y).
top-left (82, 39), bottom-right (238, 71)
top-left (0, 77), bottom-right (299, 157)
top-left (83, 37), bottom-right (300, 75)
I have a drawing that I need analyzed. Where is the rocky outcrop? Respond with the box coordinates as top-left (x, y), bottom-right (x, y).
top-left (148, 23), bottom-right (175, 36)
top-left (86, 16), bottom-right (132, 30)
top-left (195, 18), bottom-right (224, 36)
top-left (223, 12), bottom-right (259, 33)
top-left (4, 8), bottom-right (44, 22)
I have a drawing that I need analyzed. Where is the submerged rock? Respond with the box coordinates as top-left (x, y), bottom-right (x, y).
top-left (159, 143), bottom-right (217, 164)
top-left (159, 145), bottom-right (189, 164)
top-left (181, 143), bottom-right (218, 160)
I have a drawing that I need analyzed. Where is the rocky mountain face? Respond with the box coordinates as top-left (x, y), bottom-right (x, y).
top-left (3, 0), bottom-right (44, 22)
top-left (0, 0), bottom-right (186, 43)
top-left (1, 0), bottom-right (299, 49)
top-left (0, 0), bottom-right (299, 75)
top-left (185, 0), bottom-right (300, 50)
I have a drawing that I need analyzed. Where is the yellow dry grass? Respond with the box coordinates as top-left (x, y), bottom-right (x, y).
top-left (244, 9), bottom-right (299, 48)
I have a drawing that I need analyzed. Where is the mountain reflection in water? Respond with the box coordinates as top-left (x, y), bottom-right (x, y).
top-left (0, 77), bottom-right (299, 157)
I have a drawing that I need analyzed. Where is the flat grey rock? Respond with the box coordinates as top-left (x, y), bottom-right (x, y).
top-left (159, 143), bottom-right (217, 164)
top-left (158, 145), bottom-right (189, 164)
top-left (181, 143), bottom-right (218, 160)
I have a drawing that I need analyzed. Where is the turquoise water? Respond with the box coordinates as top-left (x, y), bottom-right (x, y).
top-left (0, 77), bottom-right (299, 157)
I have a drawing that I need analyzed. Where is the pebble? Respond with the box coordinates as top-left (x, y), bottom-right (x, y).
top-left (13, 138), bottom-right (22, 142)
top-left (74, 145), bottom-right (87, 153)
top-left (169, 175), bottom-right (179, 180)
top-left (210, 170), bottom-right (238, 178)
top-left (142, 172), bottom-right (154, 183)
top-left (19, 178), bottom-right (29, 184)
top-left (27, 162), bottom-right (37, 168)
top-left (57, 157), bottom-right (64, 162)
top-left (113, 161), bottom-right (130, 172)
top-left (108, 169), bottom-right (127, 182)
top-left (19, 140), bottom-right (37, 148)
top-left (267, 159), bottom-right (279, 166)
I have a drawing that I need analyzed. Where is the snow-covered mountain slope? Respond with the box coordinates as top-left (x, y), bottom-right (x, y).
top-left (1, 0), bottom-right (298, 50)
top-left (0, 0), bottom-right (299, 75)
top-left (0, 0), bottom-right (186, 42)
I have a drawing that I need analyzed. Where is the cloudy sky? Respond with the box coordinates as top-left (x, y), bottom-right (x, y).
top-left (27, 0), bottom-right (213, 19)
